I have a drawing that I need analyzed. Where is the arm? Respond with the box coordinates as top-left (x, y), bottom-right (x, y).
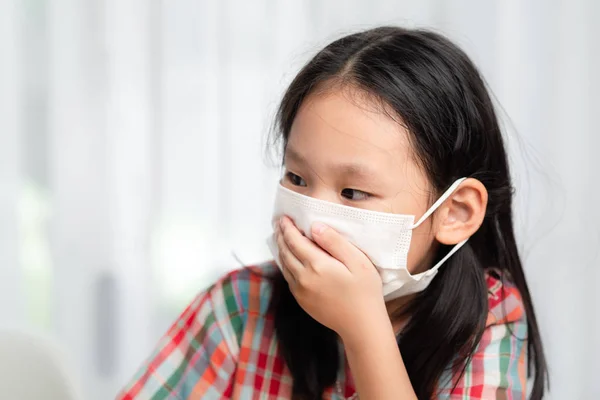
top-left (117, 286), bottom-right (238, 400)
top-left (342, 312), bottom-right (418, 400)
top-left (277, 217), bottom-right (418, 400)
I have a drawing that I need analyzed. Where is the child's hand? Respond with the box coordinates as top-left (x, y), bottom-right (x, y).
top-left (276, 215), bottom-right (389, 342)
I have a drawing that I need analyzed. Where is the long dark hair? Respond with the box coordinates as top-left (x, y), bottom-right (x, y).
top-left (268, 27), bottom-right (548, 399)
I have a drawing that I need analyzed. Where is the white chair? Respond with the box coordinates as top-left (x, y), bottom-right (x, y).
top-left (0, 331), bottom-right (80, 400)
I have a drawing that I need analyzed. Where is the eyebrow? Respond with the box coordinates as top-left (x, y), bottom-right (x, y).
top-left (284, 147), bottom-right (378, 182)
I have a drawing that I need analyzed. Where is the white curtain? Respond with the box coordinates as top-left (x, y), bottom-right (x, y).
top-left (1, 0), bottom-right (598, 399)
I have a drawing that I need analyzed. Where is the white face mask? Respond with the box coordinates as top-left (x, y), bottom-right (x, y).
top-left (267, 178), bottom-right (468, 301)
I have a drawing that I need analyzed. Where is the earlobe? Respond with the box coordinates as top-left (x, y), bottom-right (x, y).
top-left (435, 178), bottom-right (488, 245)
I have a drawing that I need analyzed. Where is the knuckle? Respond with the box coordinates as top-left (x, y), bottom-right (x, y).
top-left (318, 233), bottom-right (337, 251)
top-left (318, 232), bottom-right (332, 246)
top-left (357, 257), bottom-right (371, 270)
top-left (276, 234), bottom-right (285, 249)
top-left (296, 274), bottom-right (309, 288)
top-left (282, 226), bottom-right (293, 241)
top-left (281, 249), bottom-right (292, 266)
top-left (306, 258), bottom-right (321, 273)
top-left (286, 238), bottom-right (299, 254)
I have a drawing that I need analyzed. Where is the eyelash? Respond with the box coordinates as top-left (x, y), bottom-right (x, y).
top-left (341, 188), bottom-right (371, 201)
top-left (284, 172), bottom-right (371, 201)
top-left (285, 172), bottom-right (306, 187)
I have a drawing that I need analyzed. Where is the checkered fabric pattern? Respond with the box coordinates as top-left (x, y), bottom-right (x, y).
top-left (117, 262), bottom-right (527, 400)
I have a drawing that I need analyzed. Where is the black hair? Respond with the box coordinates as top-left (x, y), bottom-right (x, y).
top-left (268, 26), bottom-right (548, 399)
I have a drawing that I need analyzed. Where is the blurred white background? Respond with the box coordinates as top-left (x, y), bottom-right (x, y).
top-left (0, 0), bottom-right (598, 399)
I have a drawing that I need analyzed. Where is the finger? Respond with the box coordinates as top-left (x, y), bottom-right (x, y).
top-left (280, 216), bottom-right (328, 266)
top-left (276, 229), bottom-right (304, 282)
top-left (310, 222), bottom-right (371, 272)
top-left (280, 262), bottom-right (296, 287)
top-left (276, 227), bottom-right (295, 286)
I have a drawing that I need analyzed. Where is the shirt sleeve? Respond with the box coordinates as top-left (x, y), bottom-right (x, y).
top-left (437, 319), bottom-right (528, 400)
top-left (117, 284), bottom-right (240, 400)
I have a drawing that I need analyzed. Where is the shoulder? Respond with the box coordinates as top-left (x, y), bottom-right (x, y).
top-left (171, 261), bottom-right (278, 331)
top-left (204, 261), bottom-right (279, 321)
top-left (187, 261), bottom-right (280, 355)
top-left (484, 269), bottom-right (526, 327)
top-left (117, 262), bottom-right (281, 400)
top-left (438, 270), bottom-right (529, 399)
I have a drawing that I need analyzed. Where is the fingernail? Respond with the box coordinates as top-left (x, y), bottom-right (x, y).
top-left (312, 222), bottom-right (327, 235)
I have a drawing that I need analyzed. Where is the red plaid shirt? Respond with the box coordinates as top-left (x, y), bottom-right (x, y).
top-left (118, 262), bottom-right (528, 399)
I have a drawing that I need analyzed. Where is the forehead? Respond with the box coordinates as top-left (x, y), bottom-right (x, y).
top-left (287, 88), bottom-right (413, 170)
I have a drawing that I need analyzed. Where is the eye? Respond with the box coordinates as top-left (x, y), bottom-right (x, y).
top-left (341, 188), bottom-right (371, 201)
top-left (285, 172), bottom-right (307, 187)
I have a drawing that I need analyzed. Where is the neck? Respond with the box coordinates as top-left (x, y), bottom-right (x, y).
top-left (386, 295), bottom-right (414, 334)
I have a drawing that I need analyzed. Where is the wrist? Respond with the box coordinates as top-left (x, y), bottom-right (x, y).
top-left (341, 309), bottom-right (417, 400)
top-left (339, 305), bottom-right (395, 349)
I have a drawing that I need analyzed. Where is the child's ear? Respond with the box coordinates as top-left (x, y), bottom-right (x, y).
top-left (435, 178), bottom-right (488, 245)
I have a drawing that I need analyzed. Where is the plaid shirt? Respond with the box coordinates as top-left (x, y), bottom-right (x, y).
top-left (118, 262), bottom-right (527, 399)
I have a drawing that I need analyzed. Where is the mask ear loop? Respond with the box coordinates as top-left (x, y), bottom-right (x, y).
top-left (410, 177), bottom-right (467, 229)
top-left (426, 238), bottom-right (468, 274)
top-left (408, 177), bottom-right (469, 276)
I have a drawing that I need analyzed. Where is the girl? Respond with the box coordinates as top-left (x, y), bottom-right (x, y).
top-left (118, 26), bottom-right (548, 399)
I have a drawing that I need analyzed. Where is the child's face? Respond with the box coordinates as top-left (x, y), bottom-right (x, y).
top-left (282, 87), bottom-right (439, 275)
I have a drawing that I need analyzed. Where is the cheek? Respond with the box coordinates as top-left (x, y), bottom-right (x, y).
top-left (386, 183), bottom-right (436, 274)
top-left (406, 223), bottom-right (437, 274)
